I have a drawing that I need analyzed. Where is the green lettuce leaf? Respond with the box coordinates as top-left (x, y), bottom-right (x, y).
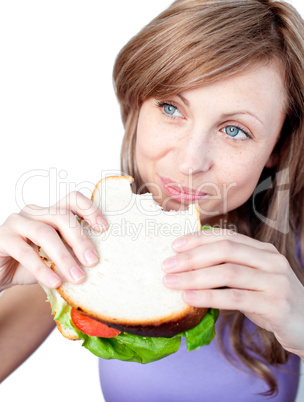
top-left (180, 308), bottom-right (220, 351)
top-left (51, 295), bottom-right (218, 363)
top-left (74, 329), bottom-right (181, 364)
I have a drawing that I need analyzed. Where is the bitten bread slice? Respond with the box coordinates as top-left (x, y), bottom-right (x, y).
top-left (41, 175), bottom-right (207, 337)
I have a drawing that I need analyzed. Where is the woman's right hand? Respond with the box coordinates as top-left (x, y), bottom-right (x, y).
top-left (0, 191), bottom-right (108, 291)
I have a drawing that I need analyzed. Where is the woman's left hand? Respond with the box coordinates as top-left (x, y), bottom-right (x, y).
top-left (162, 229), bottom-right (304, 359)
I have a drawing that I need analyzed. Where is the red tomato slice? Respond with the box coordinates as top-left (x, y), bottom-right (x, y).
top-left (71, 308), bottom-right (121, 338)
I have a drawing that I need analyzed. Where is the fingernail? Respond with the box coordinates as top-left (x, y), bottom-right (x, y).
top-left (70, 266), bottom-right (85, 283)
top-left (84, 249), bottom-right (99, 265)
top-left (164, 274), bottom-right (180, 286)
top-left (47, 273), bottom-right (61, 288)
top-left (172, 237), bottom-right (186, 250)
top-left (97, 216), bottom-right (108, 230)
top-left (162, 256), bottom-right (177, 272)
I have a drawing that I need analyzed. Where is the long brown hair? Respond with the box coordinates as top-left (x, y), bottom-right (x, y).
top-left (113, 0), bottom-right (304, 395)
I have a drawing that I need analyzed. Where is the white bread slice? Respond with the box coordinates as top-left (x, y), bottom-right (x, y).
top-left (41, 175), bottom-right (207, 337)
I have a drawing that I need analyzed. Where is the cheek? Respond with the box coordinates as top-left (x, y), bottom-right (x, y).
top-left (136, 131), bottom-right (154, 160)
top-left (135, 113), bottom-right (161, 183)
top-left (218, 152), bottom-right (268, 210)
top-left (136, 115), bottom-right (160, 160)
top-left (135, 111), bottom-right (174, 172)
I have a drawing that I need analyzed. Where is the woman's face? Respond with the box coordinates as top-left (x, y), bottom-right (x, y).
top-left (135, 61), bottom-right (287, 224)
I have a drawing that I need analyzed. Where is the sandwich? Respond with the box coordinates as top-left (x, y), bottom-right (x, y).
top-left (39, 175), bottom-right (219, 363)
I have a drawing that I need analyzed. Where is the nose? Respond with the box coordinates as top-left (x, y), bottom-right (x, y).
top-left (176, 130), bottom-right (213, 176)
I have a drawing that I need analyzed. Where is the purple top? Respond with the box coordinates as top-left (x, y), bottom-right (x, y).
top-left (98, 317), bottom-right (300, 401)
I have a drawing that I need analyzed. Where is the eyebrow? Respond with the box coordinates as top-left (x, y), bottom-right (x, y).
top-left (177, 93), bottom-right (264, 127)
top-left (220, 112), bottom-right (264, 127)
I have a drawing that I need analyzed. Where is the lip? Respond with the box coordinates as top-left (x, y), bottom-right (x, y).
top-left (159, 176), bottom-right (208, 203)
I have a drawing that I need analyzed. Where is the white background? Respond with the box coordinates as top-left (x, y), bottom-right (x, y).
top-left (0, 1), bottom-right (304, 401)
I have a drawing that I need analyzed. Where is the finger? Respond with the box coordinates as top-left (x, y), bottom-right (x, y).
top-left (16, 218), bottom-right (88, 284)
top-left (162, 241), bottom-right (282, 274)
top-left (21, 193), bottom-right (108, 233)
top-left (19, 206), bottom-right (100, 268)
top-left (3, 234), bottom-right (62, 288)
top-left (56, 191), bottom-right (108, 231)
top-left (163, 263), bottom-right (271, 291)
top-left (39, 211), bottom-right (99, 268)
top-left (56, 213), bottom-right (100, 267)
top-left (172, 229), bottom-right (278, 254)
top-left (182, 287), bottom-right (267, 315)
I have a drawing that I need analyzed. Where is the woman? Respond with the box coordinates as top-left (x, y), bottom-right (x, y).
top-left (1, 0), bottom-right (304, 400)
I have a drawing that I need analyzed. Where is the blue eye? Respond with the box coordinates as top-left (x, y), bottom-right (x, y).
top-left (156, 101), bottom-right (183, 118)
top-left (224, 125), bottom-right (248, 139)
top-left (164, 104), bottom-right (177, 115)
